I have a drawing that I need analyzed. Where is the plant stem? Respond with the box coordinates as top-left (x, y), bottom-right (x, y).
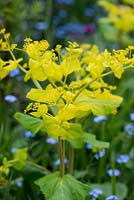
top-left (59, 137), bottom-right (65, 177)
top-left (68, 146), bottom-right (74, 175)
top-left (32, 79), bottom-right (43, 89)
top-left (111, 171), bottom-right (116, 195)
top-left (111, 157), bottom-right (116, 195)
top-left (44, 0), bottom-right (53, 42)
top-left (96, 122), bottom-right (106, 182)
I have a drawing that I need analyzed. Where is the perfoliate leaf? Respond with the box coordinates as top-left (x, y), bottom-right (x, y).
top-left (42, 61), bottom-right (63, 82)
top-left (74, 89), bottom-right (123, 116)
top-left (43, 116), bottom-right (82, 141)
top-left (0, 58), bottom-right (22, 80)
top-left (26, 84), bottom-right (61, 103)
top-left (57, 104), bottom-right (77, 121)
top-left (13, 148), bottom-right (27, 170)
top-left (43, 115), bottom-right (68, 139)
top-left (83, 132), bottom-right (109, 151)
top-left (66, 123), bottom-right (83, 148)
top-left (110, 63), bottom-right (124, 79)
top-left (35, 172), bottom-right (89, 200)
top-left (14, 112), bottom-right (44, 134)
top-left (61, 56), bottom-right (81, 76)
top-left (28, 58), bottom-right (47, 81)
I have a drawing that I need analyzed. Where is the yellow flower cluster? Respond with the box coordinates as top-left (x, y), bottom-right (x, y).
top-left (0, 29), bottom-right (134, 141)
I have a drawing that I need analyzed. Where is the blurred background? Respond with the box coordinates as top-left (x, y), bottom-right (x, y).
top-left (0, 0), bottom-right (133, 49)
top-left (0, 0), bottom-right (134, 199)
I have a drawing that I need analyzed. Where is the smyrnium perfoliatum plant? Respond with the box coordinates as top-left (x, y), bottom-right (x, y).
top-left (0, 28), bottom-right (134, 200)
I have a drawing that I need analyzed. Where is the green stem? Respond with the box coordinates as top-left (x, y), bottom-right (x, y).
top-left (68, 146), bottom-right (74, 175)
top-left (44, 0), bottom-right (53, 42)
top-left (72, 77), bottom-right (97, 102)
top-left (59, 137), bottom-right (65, 177)
top-left (32, 79), bottom-right (43, 89)
top-left (97, 122), bottom-right (106, 182)
top-left (111, 171), bottom-right (116, 195)
top-left (111, 156), bottom-right (116, 195)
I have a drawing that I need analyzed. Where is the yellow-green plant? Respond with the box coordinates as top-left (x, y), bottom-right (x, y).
top-left (98, 0), bottom-right (134, 47)
top-left (0, 28), bottom-right (134, 199)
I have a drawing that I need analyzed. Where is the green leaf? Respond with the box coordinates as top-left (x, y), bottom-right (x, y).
top-left (13, 148), bottom-right (27, 170)
top-left (83, 132), bottom-right (109, 150)
top-left (14, 112), bottom-right (44, 134)
top-left (26, 84), bottom-right (60, 103)
top-left (64, 174), bottom-right (90, 200)
top-left (35, 172), bottom-right (89, 200)
top-left (57, 104), bottom-right (77, 121)
top-left (66, 123), bottom-right (84, 148)
top-left (43, 115), bottom-right (83, 142)
top-left (61, 56), bottom-right (81, 76)
top-left (74, 89), bottom-right (123, 116)
top-left (90, 182), bottom-right (127, 200)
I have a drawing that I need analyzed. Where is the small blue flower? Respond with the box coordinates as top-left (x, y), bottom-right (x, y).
top-left (116, 154), bottom-right (130, 164)
top-left (9, 68), bottom-right (20, 77)
top-left (35, 22), bottom-right (48, 30)
top-left (124, 123), bottom-right (134, 135)
top-left (85, 7), bottom-right (95, 17)
top-left (54, 0), bottom-right (74, 5)
top-left (107, 169), bottom-right (120, 177)
top-left (89, 188), bottom-right (103, 199)
top-left (10, 147), bottom-right (17, 154)
top-left (53, 16), bottom-right (61, 25)
top-left (94, 149), bottom-right (105, 160)
top-left (130, 113), bottom-right (134, 121)
top-left (59, 9), bottom-right (68, 18)
top-left (86, 143), bottom-right (92, 150)
top-left (15, 180), bottom-right (23, 187)
top-left (4, 95), bottom-right (17, 103)
top-left (24, 131), bottom-right (35, 139)
top-left (54, 158), bottom-right (68, 166)
top-left (54, 22), bottom-right (84, 38)
top-left (105, 195), bottom-right (118, 200)
top-left (93, 116), bottom-right (107, 123)
top-left (46, 137), bottom-right (57, 145)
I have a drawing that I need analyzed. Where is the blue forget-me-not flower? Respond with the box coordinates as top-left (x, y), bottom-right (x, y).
top-left (107, 169), bottom-right (120, 177)
top-left (116, 154), bottom-right (130, 164)
top-left (105, 195), bottom-right (118, 200)
top-left (4, 95), bottom-right (17, 103)
top-left (89, 188), bottom-right (103, 200)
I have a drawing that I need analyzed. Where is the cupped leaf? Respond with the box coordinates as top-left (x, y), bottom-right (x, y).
top-left (43, 115), bottom-right (82, 141)
top-left (35, 172), bottom-right (90, 200)
top-left (66, 123), bottom-right (83, 148)
top-left (14, 112), bottom-right (44, 134)
top-left (83, 132), bottom-right (109, 151)
top-left (28, 58), bottom-right (47, 81)
top-left (74, 89), bottom-right (123, 116)
top-left (60, 56), bottom-right (81, 76)
top-left (0, 58), bottom-right (22, 80)
top-left (57, 104), bottom-right (78, 121)
top-left (26, 84), bottom-right (61, 103)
